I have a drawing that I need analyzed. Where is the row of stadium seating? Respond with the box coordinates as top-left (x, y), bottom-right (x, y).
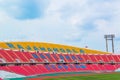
top-left (0, 49), bottom-right (120, 76)
top-left (0, 64), bottom-right (118, 76)
top-left (0, 49), bottom-right (120, 63)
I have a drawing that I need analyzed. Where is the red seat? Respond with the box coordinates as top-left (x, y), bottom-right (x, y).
top-left (0, 50), bottom-right (14, 62)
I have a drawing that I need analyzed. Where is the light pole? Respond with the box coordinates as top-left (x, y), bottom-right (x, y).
top-left (104, 34), bottom-right (115, 53)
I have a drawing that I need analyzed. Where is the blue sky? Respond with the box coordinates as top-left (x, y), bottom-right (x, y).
top-left (0, 0), bottom-right (120, 53)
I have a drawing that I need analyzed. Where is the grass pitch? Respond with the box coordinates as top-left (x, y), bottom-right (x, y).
top-left (44, 72), bottom-right (120, 80)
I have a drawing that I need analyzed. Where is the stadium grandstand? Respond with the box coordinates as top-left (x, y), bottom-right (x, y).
top-left (0, 42), bottom-right (120, 80)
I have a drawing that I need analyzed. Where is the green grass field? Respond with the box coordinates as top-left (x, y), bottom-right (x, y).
top-left (44, 72), bottom-right (120, 80)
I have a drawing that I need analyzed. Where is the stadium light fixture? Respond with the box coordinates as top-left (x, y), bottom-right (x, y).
top-left (104, 34), bottom-right (115, 53)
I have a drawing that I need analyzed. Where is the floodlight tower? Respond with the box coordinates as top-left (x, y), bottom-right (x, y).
top-left (104, 34), bottom-right (115, 53)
